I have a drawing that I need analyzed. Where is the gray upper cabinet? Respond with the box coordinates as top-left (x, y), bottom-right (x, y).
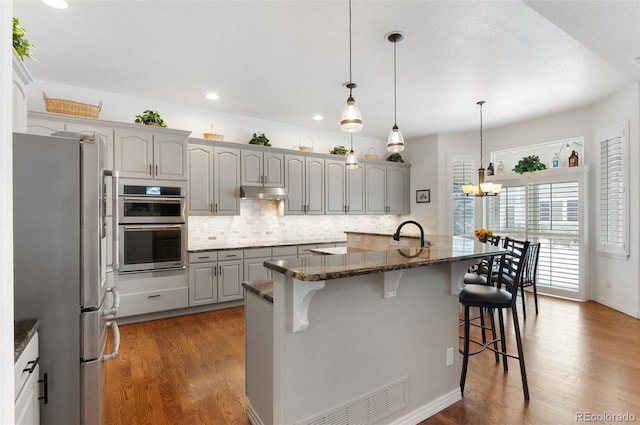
top-left (241, 149), bottom-right (284, 187)
top-left (386, 164), bottom-right (410, 214)
top-left (284, 154), bottom-right (324, 215)
top-left (365, 162), bottom-right (409, 215)
top-left (213, 146), bottom-right (241, 215)
top-left (188, 144), bottom-right (214, 215)
top-left (114, 128), bottom-right (188, 180)
top-left (325, 159), bottom-right (346, 215)
top-left (188, 143), bottom-right (240, 216)
top-left (365, 163), bottom-right (387, 214)
top-left (325, 159), bottom-right (365, 215)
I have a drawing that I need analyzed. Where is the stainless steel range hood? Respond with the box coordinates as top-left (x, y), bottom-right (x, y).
top-left (240, 186), bottom-right (288, 200)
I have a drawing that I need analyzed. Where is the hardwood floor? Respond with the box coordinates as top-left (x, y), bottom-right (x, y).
top-left (106, 295), bottom-right (640, 425)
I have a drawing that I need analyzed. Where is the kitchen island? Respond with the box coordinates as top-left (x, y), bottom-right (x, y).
top-left (244, 235), bottom-right (505, 425)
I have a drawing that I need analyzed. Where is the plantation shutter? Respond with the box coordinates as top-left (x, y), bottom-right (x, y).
top-left (451, 160), bottom-right (475, 236)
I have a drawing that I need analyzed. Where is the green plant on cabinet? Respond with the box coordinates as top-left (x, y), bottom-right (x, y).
top-left (13, 17), bottom-right (34, 60)
top-left (512, 155), bottom-right (546, 174)
top-left (249, 132), bottom-right (271, 146)
top-left (134, 110), bottom-right (167, 127)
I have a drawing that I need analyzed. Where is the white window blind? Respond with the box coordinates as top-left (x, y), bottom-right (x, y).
top-left (451, 160), bottom-right (475, 236)
top-left (488, 179), bottom-right (582, 294)
top-left (598, 123), bottom-right (628, 258)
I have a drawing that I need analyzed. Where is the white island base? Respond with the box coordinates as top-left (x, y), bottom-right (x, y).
top-left (246, 257), bottom-right (474, 425)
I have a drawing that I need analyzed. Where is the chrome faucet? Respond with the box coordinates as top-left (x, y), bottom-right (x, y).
top-left (393, 220), bottom-right (425, 248)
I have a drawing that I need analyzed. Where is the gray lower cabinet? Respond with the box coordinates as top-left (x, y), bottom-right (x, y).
top-left (188, 250), bottom-right (244, 306)
top-left (15, 332), bottom-right (40, 425)
top-left (244, 247), bottom-right (273, 282)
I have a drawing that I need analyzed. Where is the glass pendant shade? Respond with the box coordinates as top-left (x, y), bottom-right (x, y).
top-left (340, 95), bottom-right (363, 132)
top-left (387, 124), bottom-right (405, 153)
top-left (345, 149), bottom-right (358, 169)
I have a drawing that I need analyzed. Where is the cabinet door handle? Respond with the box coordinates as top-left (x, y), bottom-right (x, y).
top-left (215, 203), bottom-right (218, 213)
top-left (23, 357), bottom-right (39, 374)
top-left (209, 203), bottom-right (213, 212)
top-left (147, 294), bottom-right (161, 299)
top-left (224, 254), bottom-right (237, 258)
top-left (214, 266), bottom-right (217, 276)
top-left (39, 372), bottom-right (49, 404)
top-left (219, 266), bottom-right (222, 275)
top-left (149, 164), bottom-right (152, 176)
top-left (264, 175), bottom-right (268, 184)
top-left (155, 164), bottom-right (158, 176)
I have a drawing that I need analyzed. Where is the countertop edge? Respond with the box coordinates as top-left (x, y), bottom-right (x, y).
top-left (242, 279), bottom-right (274, 303)
top-left (265, 248), bottom-right (508, 282)
top-left (189, 238), bottom-right (346, 253)
top-left (14, 318), bottom-right (41, 362)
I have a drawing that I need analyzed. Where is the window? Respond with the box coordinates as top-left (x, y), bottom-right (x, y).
top-left (451, 159), bottom-right (475, 236)
top-left (597, 122), bottom-right (628, 259)
top-left (487, 173), bottom-right (586, 300)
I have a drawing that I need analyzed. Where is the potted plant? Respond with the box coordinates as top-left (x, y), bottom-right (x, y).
top-left (134, 110), bottom-right (167, 127)
top-left (13, 17), bottom-right (34, 61)
top-left (512, 155), bottom-right (546, 174)
top-left (386, 153), bottom-right (404, 163)
top-left (329, 145), bottom-right (349, 155)
top-left (249, 132), bottom-right (271, 146)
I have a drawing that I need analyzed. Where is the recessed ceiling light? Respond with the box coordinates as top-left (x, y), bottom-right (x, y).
top-left (42, 0), bottom-right (68, 9)
top-left (312, 114), bottom-right (323, 121)
top-left (206, 92), bottom-right (220, 100)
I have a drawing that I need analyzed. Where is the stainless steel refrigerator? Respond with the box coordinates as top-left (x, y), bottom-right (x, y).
top-left (13, 132), bottom-right (120, 425)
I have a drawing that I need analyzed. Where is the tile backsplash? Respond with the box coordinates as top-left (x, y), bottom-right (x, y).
top-left (188, 199), bottom-right (402, 247)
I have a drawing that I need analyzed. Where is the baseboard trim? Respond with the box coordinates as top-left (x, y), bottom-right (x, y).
top-left (594, 296), bottom-right (640, 319)
top-left (387, 388), bottom-right (462, 425)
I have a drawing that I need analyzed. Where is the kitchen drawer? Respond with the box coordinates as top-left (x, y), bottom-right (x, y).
top-left (244, 247), bottom-right (272, 259)
top-left (272, 246), bottom-right (297, 257)
top-left (15, 332), bottom-right (38, 400)
top-left (118, 287), bottom-right (189, 317)
top-left (117, 269), bottom-right (187, 294)
top-left (189, 251), bottom-right (218, 263)
top-left (218, 249), bottom-right (243, 261)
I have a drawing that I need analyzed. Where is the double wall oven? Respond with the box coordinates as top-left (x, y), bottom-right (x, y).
top-left (118, 181), bottom-right (186, 273)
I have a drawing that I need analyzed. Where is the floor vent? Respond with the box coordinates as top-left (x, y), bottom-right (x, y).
top-left (301, 377), bottom-right (408, 425)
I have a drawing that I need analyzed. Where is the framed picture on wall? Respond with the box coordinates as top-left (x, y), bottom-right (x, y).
top-left (416, 189), bottom-right (430, 203)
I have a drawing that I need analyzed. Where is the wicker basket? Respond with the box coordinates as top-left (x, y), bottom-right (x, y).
top-left (43, 92), bottom-right (102, 118)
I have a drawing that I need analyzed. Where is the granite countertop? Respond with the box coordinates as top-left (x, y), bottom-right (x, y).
top-left (14, 319), bottom-right (41, 362)
top-left (309, 247), bottom-right (368, 255)
top-left (242, 279), bottom-right (274, 303)
top-left (264, 235), bottom-right (507, 282)
top-left (189, 237), bottom-right (346, 252)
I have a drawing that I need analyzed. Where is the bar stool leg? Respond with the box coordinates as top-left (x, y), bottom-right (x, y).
top-left (488, 308), bottom-right (500, 363)
top-left (497, 308), bottom-right (508, 371)
top-left (460, 305), bottom-right (471, 395)
top-left (511, 307), bottom-right (530, 400)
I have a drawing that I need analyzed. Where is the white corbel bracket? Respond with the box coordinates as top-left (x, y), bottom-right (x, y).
top-left (384, 270), bottom-right (404, 298)
top-left (291, 278), bottom-right (325, 332)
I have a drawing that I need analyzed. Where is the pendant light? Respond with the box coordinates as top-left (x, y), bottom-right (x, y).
top-left (462, 101), bottom-right (502, 197)
top-left (386, 32), bottom-right (405, 153)
top-left (345, 133), bottom-right (358, 169)
top-left (340, 0), bottom-right (363, 133)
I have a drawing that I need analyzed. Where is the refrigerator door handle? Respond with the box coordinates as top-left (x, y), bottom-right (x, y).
top-left (110, 170), bottom-right (120, 271)
top-left (101, 321), bottom-right (120, 362)
top-left (102, 286), bottom-right (120, 317)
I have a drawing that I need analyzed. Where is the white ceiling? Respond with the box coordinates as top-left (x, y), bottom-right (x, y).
top-left (13, 0), bottom-right (640, 141)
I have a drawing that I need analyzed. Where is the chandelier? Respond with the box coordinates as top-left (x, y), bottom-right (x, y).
top-left (463, 101), bottom-right (502, 197)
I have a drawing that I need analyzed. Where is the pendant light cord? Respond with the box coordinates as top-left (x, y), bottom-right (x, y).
top-left (478, 101), bottom-right (484, 167)
top-left (393, 39), bottom-right (397, 125)
top-left (348, 0), bottom-right (353, 96)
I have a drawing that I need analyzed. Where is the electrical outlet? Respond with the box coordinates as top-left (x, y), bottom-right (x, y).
top-left (355, 235), bottom-right (362, 242)
top-left (446, 347), bottom-right (454, 366)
